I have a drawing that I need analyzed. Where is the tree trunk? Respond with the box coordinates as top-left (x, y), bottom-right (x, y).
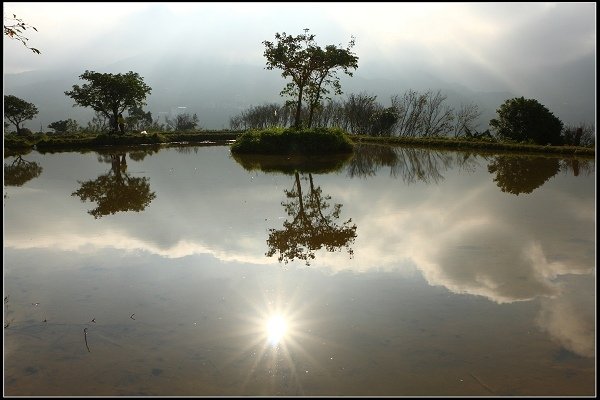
top-left (294, 85), bottom-right (304, 129)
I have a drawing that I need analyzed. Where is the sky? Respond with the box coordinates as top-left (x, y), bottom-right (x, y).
top-left (3, 2), bottom-right (597, 130)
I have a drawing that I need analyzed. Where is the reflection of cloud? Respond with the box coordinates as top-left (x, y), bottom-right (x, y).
top-left (536, 279), bottom-right (595, 358)
top-left (4, 232), bottom-right (270, 266)
top-left (410, 220), bottom-right (564, 304)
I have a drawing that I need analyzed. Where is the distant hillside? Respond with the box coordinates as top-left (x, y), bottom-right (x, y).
top-left (3, 53), bottom-right (594, 132)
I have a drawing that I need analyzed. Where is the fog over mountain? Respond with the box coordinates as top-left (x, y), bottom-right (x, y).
top-left (3, 2), bottom-right (596, 132)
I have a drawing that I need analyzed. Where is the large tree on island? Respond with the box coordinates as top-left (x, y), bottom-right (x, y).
top-left (65, 70), bottom-right (152, 134)
top-left (263, 28), bottom-right (358, 129)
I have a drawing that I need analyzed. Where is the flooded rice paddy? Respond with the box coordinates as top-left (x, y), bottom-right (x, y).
top-left (3, 144), bottom-right (595, 396)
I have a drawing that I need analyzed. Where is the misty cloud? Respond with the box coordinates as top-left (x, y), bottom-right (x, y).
top-left (3, 2), bottom-right (595, 130)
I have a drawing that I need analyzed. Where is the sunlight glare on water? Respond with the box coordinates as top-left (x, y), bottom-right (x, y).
top-left (266, 314), bottom-right (287, 345)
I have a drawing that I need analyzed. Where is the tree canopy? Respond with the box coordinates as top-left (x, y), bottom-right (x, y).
top-left (489, 97), bottom-right (563, 145)
top-left (263, 29), bottom-right (358, 129)
top-left (4, 94), bottom-right (39, 133)
top-left (48, 119), bottom-right (79, 133)
top-left (65, 71), bottom-right (152, 134)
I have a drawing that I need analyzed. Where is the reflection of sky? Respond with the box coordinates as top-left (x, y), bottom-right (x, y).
top-left (4, 147), bottom-right (595, 357)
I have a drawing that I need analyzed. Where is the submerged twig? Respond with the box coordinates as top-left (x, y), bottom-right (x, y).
top-left (84, 327), bottom-right (90, 352)
top-left (469, 372), bottom-right (495, 394)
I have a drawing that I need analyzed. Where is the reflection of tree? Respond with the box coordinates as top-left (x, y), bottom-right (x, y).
top-left (72, 153), bottom-right (156, 218)
top-left (127, 147), bottom-right (160, 161)
top-left (346, 144), bottom-right (398, 178)
top-left (231, 152), bottom-right (352, 175)
top-left (266, 172), bottom-right (357, 266)
top-left (487, 155), bottom-right (560, 195)
top-left (559, 158), bottom-right (594, 177)
top-left (3, 155), bottom-right (43, 186)
top-left (347, 144), bottom-right (474, 184)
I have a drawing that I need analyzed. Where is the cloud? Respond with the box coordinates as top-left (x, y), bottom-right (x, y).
top-left (536, 278), bottom-right (595, 357)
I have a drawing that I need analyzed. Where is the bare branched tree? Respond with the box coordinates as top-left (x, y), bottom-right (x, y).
top-left (453, 102), bottom-right (482, 137)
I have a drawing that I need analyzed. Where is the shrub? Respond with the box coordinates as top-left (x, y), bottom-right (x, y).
top-left (490, 97), bottom-right (563, 145)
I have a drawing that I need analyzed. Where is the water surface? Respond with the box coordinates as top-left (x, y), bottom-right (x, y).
top-left (3, 144), bottom-right (595, 396)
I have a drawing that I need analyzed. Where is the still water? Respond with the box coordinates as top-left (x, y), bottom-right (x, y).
top-left (3, 144), bottom-right (595, 396)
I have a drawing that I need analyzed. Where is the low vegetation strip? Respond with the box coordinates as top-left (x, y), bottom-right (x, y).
top-left (350, 135), bottom-right (595, 157)
top-left (3, 131), bottom-right (242, 151)
top-left (3, 130), bottom-right (594, 157)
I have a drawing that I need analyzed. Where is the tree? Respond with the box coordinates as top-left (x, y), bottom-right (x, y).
top-left (4, 95), bottom-right (39, 134)
top-left (343, 92), bottom-right (380, 134)
top-left (48, 118), bottom-right (79, 134)
top-left (452, 102), bottom-right (481, 137)
top-left (304, 39), bottom-right (358, 128)
top-left (263, 28), bottom-right (358, 129)
top-left (127, 105), bottom-right (153, 131)
top-left (3, 13), bottom-right (40, 54)
top-left (165, 112), bottom-right (199, 131)
top-left (489, 97), bottom-right (563, 145)
top-left (369, 107), bottom-right (398, 136)
top-left (65, 70), bottom-right (152, 134)
top-left (561, 123), bottom-right (595, 147)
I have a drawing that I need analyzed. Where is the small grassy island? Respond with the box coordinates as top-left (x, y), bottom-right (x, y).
top-left (230, 127), bottom-right (354, 155)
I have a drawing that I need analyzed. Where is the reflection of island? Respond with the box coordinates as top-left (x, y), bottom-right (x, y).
top-left (346, 144), bottom-right (475, 184)
top-left (266, 172), bottom-right (357, 266)
top-left (231, 152), bottom-right (352, 175)
top-left (487, 155), bottom-right (560, 195)
top-left (72, 153), bottom-right (156, 219)
top-left (4, 155), bottom-right (43, 187)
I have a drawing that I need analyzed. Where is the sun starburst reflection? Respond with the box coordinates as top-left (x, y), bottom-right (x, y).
top-left (266, 314), bottom-right (287, 345)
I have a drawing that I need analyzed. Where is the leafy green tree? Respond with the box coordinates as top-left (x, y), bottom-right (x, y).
top-left (65, 70), bottom-right (152, 134)
top-left (3, 13), bottom-right (40, 54)
top-left (489, 97), bottom-right (563, 145)
top-left (4, 94), bottom-right (39, 134)
top-left (369, 107), bottom-right (398, 136)
top-left (263, 28), bottom-right (358, 129)
top-left (48, 118), bottom-right (79, 133)
top-left (126, 105), bottom-right (153, 131)
top-left (304, 38), bottom-right (358, 128)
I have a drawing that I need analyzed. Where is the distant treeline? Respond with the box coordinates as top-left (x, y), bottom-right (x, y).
top-left (229, 89), bottom-right (483, 138)
top-left (229, 89), bottom-right (595, 147)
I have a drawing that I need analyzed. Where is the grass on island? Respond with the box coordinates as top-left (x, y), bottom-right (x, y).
top-left (230, 127), bottom-right (354, 155)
